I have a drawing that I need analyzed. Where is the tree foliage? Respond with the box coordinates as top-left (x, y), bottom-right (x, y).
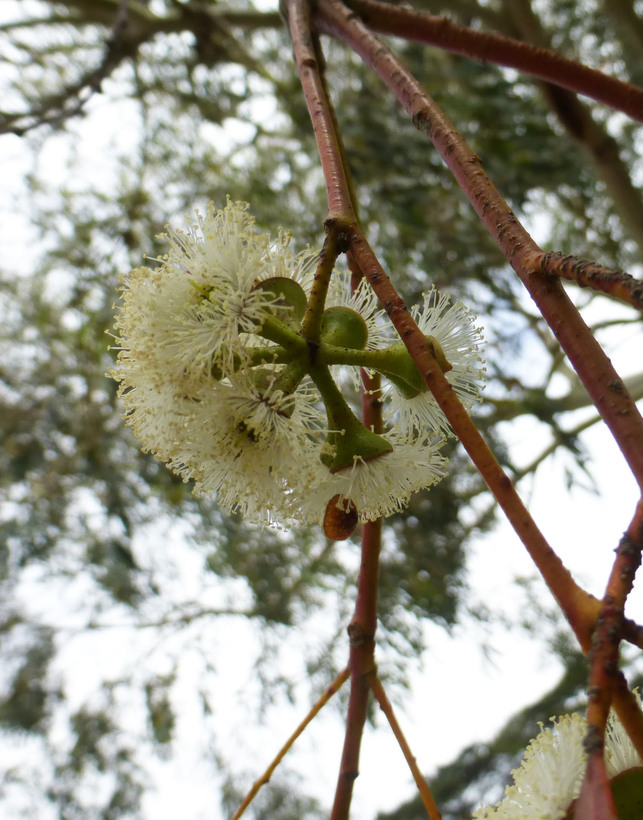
top-left (0, 0), bottom-right (642, 817)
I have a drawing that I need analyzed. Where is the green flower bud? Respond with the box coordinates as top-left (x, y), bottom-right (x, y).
top-left (609, 767), bottom-right (643, 819)
top-left (254, 277), bottom-right (307, 328)
top-left (320, 306), bottom-right (368, 350)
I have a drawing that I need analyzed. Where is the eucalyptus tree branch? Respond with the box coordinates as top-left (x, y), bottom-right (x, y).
top-left (275, 6), bottom-right (386, 801)
top-left (329, 365), bottom-right (384, 818)
top-left (536, 252), bottom-right (643, 310)
top-left (288, 0), bottom-right (620, 696)
top-left (574, 755), bottom-right (618, 819)
top-left (345, 0), bottom-right (643, 123)
top-left (301, 232), bottom-right (343, 342)
top-left (354, 0), bottom-right (643, 257)
top-left (348, 226), bottom-right (643, 810)
top-left (316, 0), bottom-right (643, 491)
top-left (283, 0), bottom-right (358, 223)
top-left (1, 0), bottom-right (143, 136)
top-left (500, 0), bottom-right (643, 262)
top-left (230, 667), bottom-right (350, 820)
top-left (370, 676), bottom-right (443, 820)
top-left (346, 227), bottom-right (600, 651)
top-left (576, 497), bottom-right (643, 818)
top-left (585, 497), bottom-right (643, 751)
top-left (329, 519), bottom-right (381, 820)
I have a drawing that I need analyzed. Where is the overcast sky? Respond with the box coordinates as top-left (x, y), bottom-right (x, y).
top-left (1, 3), bottom-right (642, 816)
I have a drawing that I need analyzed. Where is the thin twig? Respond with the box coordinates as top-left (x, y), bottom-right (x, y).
top-left (574, 754), bottom-right (618, 820)
top-left (575, 497), bottom-right (643, 816)
top-left (301, 231), bottom-right (342, 342)
top-left (230, 667), bottom-right (350, 820)
top-left (537, 252), bottom-right (643, 311)
top-left (329, 519), bottom-right (382, 820)
top-left (370, 676), bottom-right (443, 820)
top-left (585, 497), bottom-right (643, 751)
top-left (284, 0), bottom-right (358, 223)
top-left (511, 413), bottom-right (601, 482)
top-left (346, 0), bottom-right (643, 123)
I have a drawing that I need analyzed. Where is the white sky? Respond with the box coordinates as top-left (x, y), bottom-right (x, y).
top-left (1, 3), bottom-right (643, 819)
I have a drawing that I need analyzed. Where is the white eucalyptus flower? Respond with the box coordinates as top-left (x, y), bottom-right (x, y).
top-left (299, 432), bottom-right (448, 524)
top-left (472, 706), bottom-right (643, 820)
top-left (119, 200), bottom-right (316, 378)
top-left (162, 375), bottom-right (326, 527)
top-left (111, 201), bottom-right (326, 525)
top-left (111, 200), bottom-right (488, 530)
top-left (387, 288), bottom-right (485, 438)
top-left (326, 272), bottom-right (390, 351)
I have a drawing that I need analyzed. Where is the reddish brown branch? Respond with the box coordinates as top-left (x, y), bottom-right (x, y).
top-left (346, 0), bottom-right (643, 123)
top-left (586, 498), bottom-right (643, 732)
top-left (574, 753), bottom-right (618, 820)
top-left (370, 676), bottom-right (443, 820)
top-left (348, 229), bottom-right (600, 647)
top-left (316, 0), bottom-right (643, 490)
top-left (584, 497), bottom-right (643, 745)
top-left (284, 0), bottom-right (357, 222)
top-left (330, 317), bottom-right (385, 819)
top-left (538, 252), bottom-right (643, 311)
top-left (330, 519), bottom-right (382, 820)
top-left (622, 617), bottom-right (643, 650)
top-left (577, 498), bottom-right (643, 815)
top-left (612, 674), bottom-right (643, 760)
top-left (301, 228), bottom-right (342, 342)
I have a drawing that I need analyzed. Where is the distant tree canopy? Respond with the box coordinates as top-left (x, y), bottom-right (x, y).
top-left (0, 1), bottom-right (642, 818)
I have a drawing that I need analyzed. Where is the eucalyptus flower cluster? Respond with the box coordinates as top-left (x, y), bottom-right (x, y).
top-left (110, 200), bottom-right (485, 532)
top-left (472, 704), bottom-right (643, 819)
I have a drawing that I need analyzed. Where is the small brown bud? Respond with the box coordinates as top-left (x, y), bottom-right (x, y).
top-left (323, 495), bottom-right (358, 540)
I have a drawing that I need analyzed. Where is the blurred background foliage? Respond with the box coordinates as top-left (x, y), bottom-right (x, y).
top-left (0, 0), bottom-right (642, 817)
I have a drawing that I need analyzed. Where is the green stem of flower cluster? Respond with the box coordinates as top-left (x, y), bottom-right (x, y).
top-left (317, 336), bottom-right (451, 397)
top-left (230, 304), bottom-right (452, 468)
top-left (233, 313), bottom-right (451, 404)
top-left (271, 358), bottom-right (311, 398)
top-left (259, 314), bottom-right (308, 353)
top-left (301, 231), bottom-right (342, 344)
top-left (309, 363), bottom-right (392, 471)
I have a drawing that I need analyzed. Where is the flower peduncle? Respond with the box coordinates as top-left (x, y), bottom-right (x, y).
top-left (310, 362), bottom-right (393, 471)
